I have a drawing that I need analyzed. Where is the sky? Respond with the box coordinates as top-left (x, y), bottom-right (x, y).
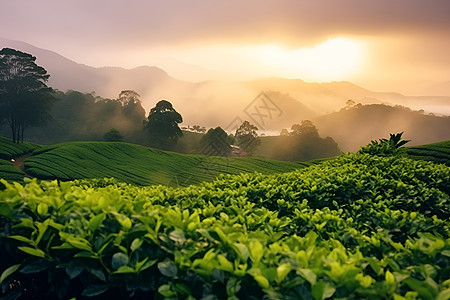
top-left (1, 0), bottom-right (450, 92)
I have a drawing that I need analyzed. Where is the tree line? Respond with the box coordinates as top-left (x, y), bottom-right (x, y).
top-left (1, 48), bottom-right (340, 161)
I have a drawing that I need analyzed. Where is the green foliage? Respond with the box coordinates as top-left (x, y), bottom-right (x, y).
top-left (273, 121), bottom-right (341, 161)
top-left (144, 100), bottom-right (183, 150)
top-left (0, 154), bottom-right (449, 298)
top-left (404, 140), bottom-right (450, 166)
top-left (200, 127), bottom-right (233, 157)
top-left (5, 90), bottom-right (147, 145)
top-left (0, 136), bottom-right (39, 160)
top-left (0, 48), bottom-right (55, 143)
top-left (103, 128), bottom-right (123, 142)
top-left (0, 160), bottom-right (26, 185)
top-left (22, 141), bottom-right (307, 186)
top-left (235, 121), bottom-right (260, 155)
top-left (358, 132), bottom-right (410, 157)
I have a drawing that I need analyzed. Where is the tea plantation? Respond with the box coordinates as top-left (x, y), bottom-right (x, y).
top-left (404, 140), bottom-right (450, 166)
top-left (0, 136), bottom-right (38, 160)
top-left (21, 141), bottom-right (309, 186)
top-left (0, 153), bottom-right (449, 299)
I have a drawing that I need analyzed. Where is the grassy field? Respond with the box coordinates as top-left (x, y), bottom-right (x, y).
top-left (403, 140), bottom-right (450, 166)
top-left (21, 142), bottom-right (309, 186)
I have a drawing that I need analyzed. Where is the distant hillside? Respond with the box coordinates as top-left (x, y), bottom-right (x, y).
top-left (314, 104), bottom-right (450, 152)
top-left (1, 38), bottom-right (449, 130)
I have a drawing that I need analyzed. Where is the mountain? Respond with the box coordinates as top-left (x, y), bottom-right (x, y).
top-left (1, 38), bottom-right (450, 132)
top-left (314, 104), bottom-right (450, 152)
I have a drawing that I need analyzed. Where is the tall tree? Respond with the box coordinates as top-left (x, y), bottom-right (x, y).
top-left (200, 127), bottom-right (232, 156)
top-left (0, 48), bottom-right (55, 143)
top-left (145, 100), bottom-right (183, 149)
top-left (118, 90), bottom-right (141, 106)
top-left (273, 120), bottom-right (340, 161)
top-left (235, 120), bottom-right (260, 155)
top-left (290, 120), bottom-right (319, 138)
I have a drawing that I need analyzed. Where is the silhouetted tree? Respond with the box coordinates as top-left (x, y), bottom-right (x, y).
top-left (200, 127), bottom-right (232, 156)
top-left (0, 48), bottom-right (55, 142)
top-left (145, 100), bottom-right (183, 149)
top-left (280, 129), bottom-right (290, 136)
top-left (104, 128), bottom-right (123, 142)
top-left (235, 120), bottom-right (260, 155)
top-left (274, 120), bottom-right (340, 161)
top-left (118, 90), bottom-right (141, 106)
top-left (290, 120), bottom-right (319, 138)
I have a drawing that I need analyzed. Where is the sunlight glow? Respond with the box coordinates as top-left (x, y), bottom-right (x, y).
top-left (253, 38), bottom-right (365, 81)
top-left (163, 37), bottom-right (366, 82)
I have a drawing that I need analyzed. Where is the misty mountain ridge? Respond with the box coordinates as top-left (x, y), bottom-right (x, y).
top-left (313, 103), bottom-right (450, 152)
top-left (1, 38), bottom-right (450, 131)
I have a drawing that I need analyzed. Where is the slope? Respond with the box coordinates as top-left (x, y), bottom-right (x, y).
top-left (314, 104), bottom-right (450, 152)
top-left (21, 142), bottom-right (308, 186)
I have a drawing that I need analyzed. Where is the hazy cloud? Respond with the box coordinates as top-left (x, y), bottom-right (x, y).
top-left (1, 0), bottom-right (449, 87)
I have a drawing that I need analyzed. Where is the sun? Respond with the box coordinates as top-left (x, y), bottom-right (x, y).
top-left (254, 37), bottom-right (365, 81)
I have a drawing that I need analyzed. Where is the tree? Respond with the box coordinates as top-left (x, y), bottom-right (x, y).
top-left (235, 120), bottom-right (260, 155)
top-left (280, 129), bottom-right (290, 136)
top-left (0, 48), bottom-right (55, 142)
top-left (200, 127), bottom-right (232, 156)
top-left (290, 120), bottom-right (319, 138)
top-left (144, 100), bottom-right (183, 149)
top-left (118, 90), bottom-right (141, 106)
top-left (273, 120), bottom-right (340, 161)
top-left (103, 128), bottom-right (123, 142)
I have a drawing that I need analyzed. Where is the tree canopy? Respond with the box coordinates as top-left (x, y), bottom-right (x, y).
top-left (0, 48), bottom-right (55, 143)
top-left (200, 126), bottom-right (232, 156)
top-left (235, 120), bottom-right (260, 155)
top-left (274, 120), bottom-right (340, 161)
top-left (145, 100), bottom-right (183, 150)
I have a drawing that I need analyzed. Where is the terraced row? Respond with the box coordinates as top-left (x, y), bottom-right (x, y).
top-left (0, 136), bottom-right (39, 160)
top-left (23, 142), bottom-right (308, 186)
top-left (404, 140), bottom-right (450, 166)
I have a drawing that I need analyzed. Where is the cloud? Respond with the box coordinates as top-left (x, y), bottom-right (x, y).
top-left (1, 0), bottom-right (449, 87)
top-left (2, 0), bottom-right (449, 48)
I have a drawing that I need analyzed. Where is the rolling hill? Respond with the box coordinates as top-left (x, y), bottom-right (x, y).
top-left (1, 38), bottom-right (449, 131)
top-left (313, 104), bottom-right (450, 152)
top-left (0, 139), bottom-right (309, 186)
top-left (1, 136), bottom-right (449, 187)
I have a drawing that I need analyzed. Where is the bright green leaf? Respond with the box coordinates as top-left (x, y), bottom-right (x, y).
top-left (9, 235), bottom-right (34, 245)
top-left (18, 246), bottom-right (45, 258)
top-left (276, 263), bottom-right (291, 284)
top-left (113, 266), bottom-right (136, 274)
top-left (253, 275), bottom-right (269, 289)
top-left (249, 240), bottom-right (263, 264)
top-left (88, 213), bottom-right (106, 232)
top-left (0, 264), bottom-right (21, 284)
top-left (130, 238), bottom-right (143, 252)
top-left (312, 281), bottom-right (336, 300)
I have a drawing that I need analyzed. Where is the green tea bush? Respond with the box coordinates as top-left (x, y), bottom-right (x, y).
top-left (0, 154), bottom-right (449, 299)
top-left (0, 136), bottom-right (39, 160)
top-left (23, 142), bottom-right (308, 186)
top-left (405, 141), bottom-right (450, 166)
top-left (358, 132), bottom-right (409, 157)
